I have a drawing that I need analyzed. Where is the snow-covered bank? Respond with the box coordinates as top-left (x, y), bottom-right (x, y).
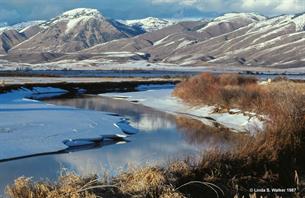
top-left (0, 76), bottom-right (181, 86)
top-left (1, 58), bottom-right (305, 75)
top-left (100, 88), bottom-right (264, 133)
top-left (0, 87), bottom-right (137, 161)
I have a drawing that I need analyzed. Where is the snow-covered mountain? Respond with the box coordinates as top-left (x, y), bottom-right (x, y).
top-left (0, 22), bottom-right (8, 32)
top-left (39, 8), bottom-right (103, 32)
top-left (8, 8), bottom-right (143, 53)
top-left (123, 17), bottom-right (176, 32)
top-left (0, 30), bottom-right (27, 54)
top-left (291, 13), bottom-right (305, 31)
top-left (81, 12), bottom-right (305, 67)
top-left (197, 13), bottom-right (266, 33)
top-left (0, 21), bottom-right (44, 32)
top-left (14, 21), bottom-right (45, 32)
top-left (0, 20), bottom-right (46, 53)
top-left (1, 10), bottom-right (305, 68)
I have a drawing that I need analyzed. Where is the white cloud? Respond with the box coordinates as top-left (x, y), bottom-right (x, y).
top-left (151, 0), bottom-right (305, 15)
top-left (151, 0), bottom-right (198, 6)
top-left (274, 0), bottom-right (305, 13)
top-left (151, 0), bottom-right (222, 9)
top-left (0, 0), bottom-right (304, 24)
top-left (240, 0), bottom-right (305, 14)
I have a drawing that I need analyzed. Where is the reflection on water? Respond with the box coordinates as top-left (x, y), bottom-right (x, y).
top-left (176, 116), bottom-right (244, 147)
top-left (46, 95), bottom-right (177, 132)
top-left (0, 95), bottom-right (241, 194)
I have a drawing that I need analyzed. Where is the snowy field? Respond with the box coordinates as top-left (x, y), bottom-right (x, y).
top-left (101, 88), bottom-right (264, 134)
top-left (0, 76), bottom-right (181, 86)
top-left (1, 59), bottom-right (305, 74)
top-left (0, 87), bottom-right (137, 161)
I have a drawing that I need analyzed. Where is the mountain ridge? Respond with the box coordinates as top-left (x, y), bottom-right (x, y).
top-left (1, 9), bottom-right (305, 68)
top-left (4, 8), bottom-right (144, 54)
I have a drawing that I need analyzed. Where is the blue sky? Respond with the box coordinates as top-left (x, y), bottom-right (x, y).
top-left (0, 0), bottom-right (304, 25)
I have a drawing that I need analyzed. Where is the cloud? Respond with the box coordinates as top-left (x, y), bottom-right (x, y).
top-left (151, 0), bottom-right (305, 15)
top-left (0, 0), bottom-right (304, 24)
top-left (273, 0), bottom-right (305, 13)
top-left (240, 0), bottom-right (305, 14)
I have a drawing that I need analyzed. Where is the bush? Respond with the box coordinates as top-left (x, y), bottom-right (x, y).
top-left (174, 73), bottom-right (305, 192)
top-left (173, 73), bottom-right (260, 110)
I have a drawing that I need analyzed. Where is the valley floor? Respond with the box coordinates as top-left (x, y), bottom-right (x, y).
top-left (2, 73), bottom-right (305, 198)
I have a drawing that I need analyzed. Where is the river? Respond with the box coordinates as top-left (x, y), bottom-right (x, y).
top-left (0, 89), bottom-right (241, 195)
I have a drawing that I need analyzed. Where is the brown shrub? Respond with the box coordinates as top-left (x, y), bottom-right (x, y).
top-left (174, 73), bottom-right (305, 193)
top-left (173, 73), bottom-right (260, 109)
top-left (219, 73), bottom-right (257, 86)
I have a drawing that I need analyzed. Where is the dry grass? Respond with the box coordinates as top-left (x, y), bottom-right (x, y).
top-left (6, 73), bottom-right (305, 198)
top-left (6, 173), bottom-right (98, 198)
top-left (174, 73), bottom-right (305, 156)
top-left (173, 73), bottom-right (305, 196)
top-left (116, 167), bottom-right (165, 194)
top-left (5, 168), bottom-right (190, 198)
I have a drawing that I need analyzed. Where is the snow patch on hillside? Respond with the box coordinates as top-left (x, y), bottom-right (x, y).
top-left (176, 40), bottom-right (196, 49)
top-left (154, 35), bottom-right (171, 46)
top-left (40, 8), bottom-right (103, 32)
top-left (101, 51), bottom-right (146, 58)
top-left (250, 13), bottom-right (305, 33)
top-left (65, 17), bottom-right (91, 34)
top-left (250, 15), bottom-right (292, 32)
top-left (292, 13), bottom-right (305, 31)
top-left (124, 17), bottom-right (175, 32)
top-left (214, 13), bottom-right (266, 23)
top-left (15, 21), bottom-right (45, 31)
top-left (0, 21), bottom-right (45, 33)
top-left (198, 12), bottom-right (266, 32)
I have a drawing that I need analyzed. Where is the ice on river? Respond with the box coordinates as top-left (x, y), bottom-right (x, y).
top-left (0, 87), bottom-right (134, 161)
top-left (100, 88), bottom-right (264, 133)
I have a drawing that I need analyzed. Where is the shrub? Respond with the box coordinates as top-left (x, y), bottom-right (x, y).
top-left (174, 73), bottom-right (305, 193)
top-left (173, 73), bottom-right (261, 110)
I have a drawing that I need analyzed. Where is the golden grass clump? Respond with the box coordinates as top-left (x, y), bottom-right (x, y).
top-left (5, 177), bottom-right (53, 198)
top-left (116, 167), bottom-right (166, 194)
top-left (159, 187), bottom-right (186, 198)
top-left (6, 174), bottom-right (97, 198)
top-left (167, 161), bottom-right (191, 176)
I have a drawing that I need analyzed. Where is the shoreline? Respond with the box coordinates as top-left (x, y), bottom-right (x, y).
top-left (100, 88), bottom-right (264, 133)
top-left (0, 77), bottom-right (182, 94)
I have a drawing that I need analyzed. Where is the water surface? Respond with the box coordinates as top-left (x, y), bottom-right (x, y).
top-left (0, 94), bottom-right (241, 194)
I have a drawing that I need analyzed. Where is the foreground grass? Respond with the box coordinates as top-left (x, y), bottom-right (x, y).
top-left (6, 74), bottom-right (305, 197)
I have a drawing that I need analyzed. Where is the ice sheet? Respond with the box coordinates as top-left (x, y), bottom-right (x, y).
top-left (0, 87), bottom-right (129, 161)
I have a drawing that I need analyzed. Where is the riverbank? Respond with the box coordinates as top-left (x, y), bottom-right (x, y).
top-left (4, 74), bottom-right (305, 197)
top-left (100, 89), bottom-right (263, 133)
top-left (0, 77), bottom-right (182, 94)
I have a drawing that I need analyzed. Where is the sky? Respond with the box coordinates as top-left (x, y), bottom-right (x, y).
top-left (0, 0), bottom-right (304, 25)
